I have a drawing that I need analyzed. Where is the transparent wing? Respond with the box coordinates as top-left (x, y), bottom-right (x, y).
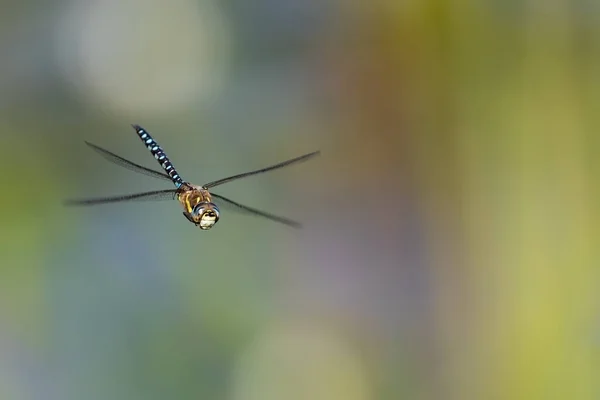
top-left (203, 151), bottom-right (320, 189)
top-left (64, 189), bottom-right (178, 206)
top-left (85, 141), bottom-right (172, 182)
top-left (211, 192), bottom-right (301, 228)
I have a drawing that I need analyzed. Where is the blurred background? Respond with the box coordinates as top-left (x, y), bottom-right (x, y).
top-left (0, 0), bottom-right (599, 399)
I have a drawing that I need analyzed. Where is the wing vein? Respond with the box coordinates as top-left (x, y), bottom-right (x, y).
top-left (203, 151), bottom-right (320, 189)
top-left (64, 189), bottom-right (178, 206)
top-left (85, 141), bottom-right (172, 181)
top-left (211, 192), bottom-right (301, 228)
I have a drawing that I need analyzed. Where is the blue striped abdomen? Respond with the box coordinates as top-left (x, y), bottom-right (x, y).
top-left (132, 124), bottom-right (184, 188)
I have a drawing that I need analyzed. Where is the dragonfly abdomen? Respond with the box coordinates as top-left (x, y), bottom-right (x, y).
top-left (132, 124), bottom-right (184, 188)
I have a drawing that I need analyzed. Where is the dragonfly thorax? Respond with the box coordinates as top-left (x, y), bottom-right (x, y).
top-left (178, 185), bottom-right (220, 229)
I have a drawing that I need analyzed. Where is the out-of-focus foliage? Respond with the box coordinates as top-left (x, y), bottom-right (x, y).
top-left (0, 0), bottom-right (599, 399)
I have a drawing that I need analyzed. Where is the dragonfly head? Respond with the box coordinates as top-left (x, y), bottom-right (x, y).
top-left (191, 202), bottom-right (220, 230)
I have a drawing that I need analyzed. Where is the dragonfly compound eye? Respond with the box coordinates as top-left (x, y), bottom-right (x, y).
top-left (193, 202), bottom-right (220, 230)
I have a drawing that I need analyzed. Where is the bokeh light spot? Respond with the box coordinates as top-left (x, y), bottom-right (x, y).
top-left (54, 0), bottom-right (231, 116)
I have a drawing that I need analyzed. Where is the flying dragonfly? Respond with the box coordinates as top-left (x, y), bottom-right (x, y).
top-left (65, 125), bottom-right (320, 230)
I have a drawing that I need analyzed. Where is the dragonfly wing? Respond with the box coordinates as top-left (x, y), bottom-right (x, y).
top-left (211, 192), bottom-right (301, 228)
top-left (85, 141), bottom-right (172, 182)
top-left (203, 151), bottom-right (320, 189)
top-left (64, 189), bottom-right (178, 206)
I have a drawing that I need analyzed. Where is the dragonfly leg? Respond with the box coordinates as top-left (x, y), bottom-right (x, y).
top-left (183, 211), bottom-right (195, 224)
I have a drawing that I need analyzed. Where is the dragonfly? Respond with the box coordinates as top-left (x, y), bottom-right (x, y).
top-left (65, 125), bottom-right (320, 230)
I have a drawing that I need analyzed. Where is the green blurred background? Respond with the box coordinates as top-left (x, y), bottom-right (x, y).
top-left (1, 1), bottom-right (599, 399)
